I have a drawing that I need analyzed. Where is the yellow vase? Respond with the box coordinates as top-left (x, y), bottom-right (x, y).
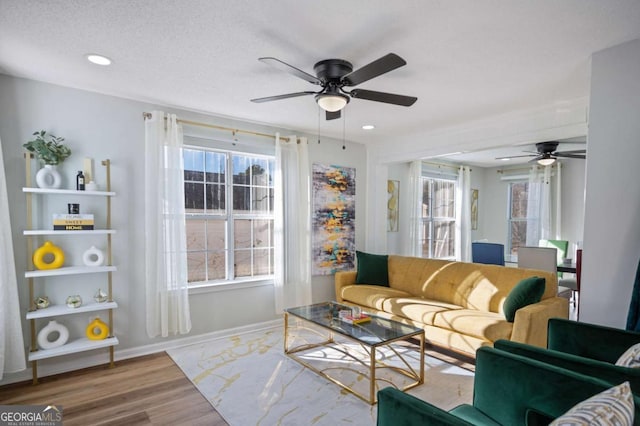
top-left (32, 241), bottom-right (64, 270)
top-left (86, 318), bottom-right (109, 340)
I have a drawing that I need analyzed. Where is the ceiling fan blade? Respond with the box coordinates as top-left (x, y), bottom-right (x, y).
top-left (258, 57), bottom-right (322, 85)
top-left (326, 110), bottom-right (341, 120)
top-left (350, 89), bottom-right (417, 106)
top-left (554, 152), bottom-right (586, 159)
top-left (250, 91), bottom-right (317, 103)
top-left (341, 53), bottom-right (406, 87)
top-left (555, 149), bottom-right (587, 155)
top-left (495, 154), bottom-right (537, 160)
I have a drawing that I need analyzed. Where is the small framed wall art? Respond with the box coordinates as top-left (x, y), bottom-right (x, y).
top-left (471, 188), bottom-right (479, 230)
top-left (387, 180), bottom-right (399, 232)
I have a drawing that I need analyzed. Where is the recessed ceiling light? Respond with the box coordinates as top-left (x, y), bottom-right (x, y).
top-left (362, 125), bottom-right (375, 130)
top-left (501, 158), bottom-right (511, 161)
top-left (86, 54), bottom-right (112, 66)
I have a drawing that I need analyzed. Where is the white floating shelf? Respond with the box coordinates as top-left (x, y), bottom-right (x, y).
top-left (26, 301), bottom-right (118, 320)
top-left (25, 265), bottom-right (116, 278)
top-left (24, 229), bottom-right (116, 236)
top-left (28, 337), bottom-right (119, 361)
top-left (23, 187), bottom-right (116, 197)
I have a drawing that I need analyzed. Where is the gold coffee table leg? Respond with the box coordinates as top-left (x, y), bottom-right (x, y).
top-left (370, 347), bottom-right (376, 404)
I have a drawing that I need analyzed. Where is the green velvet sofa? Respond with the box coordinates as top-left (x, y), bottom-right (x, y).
top-left (376, 346), bottom-right (640, 426)
top-left (494, 318), bottom-right (640, 394)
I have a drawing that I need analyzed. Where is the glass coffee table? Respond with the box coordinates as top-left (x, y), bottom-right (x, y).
top-left (284, 301), bottom-right (424, 404)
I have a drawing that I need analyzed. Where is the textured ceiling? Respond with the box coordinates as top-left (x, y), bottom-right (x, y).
top-left (1, 0), bottom-right (640, 162)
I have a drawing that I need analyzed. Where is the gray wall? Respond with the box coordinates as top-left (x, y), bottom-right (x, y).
top-left (581, 38), bottom-right (640, 327)
top-left (0, 74), bottom-right (367, 382)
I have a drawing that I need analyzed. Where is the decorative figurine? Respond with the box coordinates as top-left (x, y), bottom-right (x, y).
top-left (66, 295), bottom-right (82, 308)
top-left (35, 296), bottom-right (50, 309)
top-left (94, 288), bottom-right (108, 303)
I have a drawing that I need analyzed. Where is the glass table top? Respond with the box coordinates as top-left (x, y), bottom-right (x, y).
top-left (285, 301), bottom-right (423, 346)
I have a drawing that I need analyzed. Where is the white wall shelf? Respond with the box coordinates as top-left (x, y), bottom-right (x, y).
top-left (23, 157), bottom-right (118, 383)
top-left (25, 266), bottom-right (117, 278)
top-left (28, 337), bottom-right (119, 362)
top-left (24, 229), bottom-right (116, 236)
top-left (26, 301), bottom-right (118, 320)
top-left (23, 187), bottom-right (116, 196)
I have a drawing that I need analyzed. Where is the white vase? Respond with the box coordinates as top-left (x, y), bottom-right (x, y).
top-left (37, 320), bottom-right (69, 349)
top-left (35, 164), bottom-right (62, 189)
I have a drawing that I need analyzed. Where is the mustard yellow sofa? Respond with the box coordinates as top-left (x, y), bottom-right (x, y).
top-left (335, 255), bottom-right (568, 357)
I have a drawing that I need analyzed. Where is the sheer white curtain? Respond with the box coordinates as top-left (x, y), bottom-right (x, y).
top-left (274, 134), bottom-right (312, 313)
top-left (554, 162), bottom-right (562, 239)
top-left (526, 165), bottom-right (554, 245)
top-left (456, 166), bottom-right (472, 262)
top-left (144, 111), bottom-right (192, 338)
top-left (0, 137), bottom-right (26, 379)
top-left (405, 160), bottom-right (422, 257)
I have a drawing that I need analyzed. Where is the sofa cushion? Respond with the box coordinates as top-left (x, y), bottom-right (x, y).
top-left (355, 251), bottom-right (389, 286)
top-left (549, 381), bottom-right (634, 426)
top-left (340, 285), bottom-right (411, 310)
top-left (503, 276), bottom-right (546, 322)
top-left (616, 343), bottom-right (640, 368)
top-left (433, 309), bottom-right (514, 342)
top-left (382, 297), bottom-right (463, 326)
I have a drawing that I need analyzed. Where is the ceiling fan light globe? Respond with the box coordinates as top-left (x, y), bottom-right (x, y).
top-left (537, 157), bottom-right (556, 166)
top-left (316, 94), bottom-right (348, 112)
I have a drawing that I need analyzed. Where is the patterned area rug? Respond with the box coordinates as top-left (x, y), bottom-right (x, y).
top-left (167, 326), bottom-right (474, 425)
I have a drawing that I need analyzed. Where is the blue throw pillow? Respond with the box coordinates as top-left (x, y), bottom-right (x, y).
top-left (503, 276), bottom-right (546, 322)
top-left (355, 251), bottom-right (389, 287)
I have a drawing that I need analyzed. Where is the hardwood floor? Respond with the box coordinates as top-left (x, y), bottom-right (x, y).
top-left (0, 352), bottom-right (228, 426)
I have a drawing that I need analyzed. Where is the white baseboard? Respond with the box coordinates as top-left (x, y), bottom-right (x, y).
top-left (0, 319), bottom-right (281, 386)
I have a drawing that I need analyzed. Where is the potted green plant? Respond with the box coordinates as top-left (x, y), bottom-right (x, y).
top-left (23, 130), bottom-right (72, 189)
top-left (23, 130), bottom-right (71, 165)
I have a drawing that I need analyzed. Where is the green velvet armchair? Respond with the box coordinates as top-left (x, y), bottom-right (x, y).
top-left (494, 317), bottom-right (640, 394)
top-left (377, 346), bottom-right (640, 426)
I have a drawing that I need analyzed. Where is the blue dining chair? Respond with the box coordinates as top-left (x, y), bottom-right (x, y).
top-left (471, 242), bottom-right (505, 266)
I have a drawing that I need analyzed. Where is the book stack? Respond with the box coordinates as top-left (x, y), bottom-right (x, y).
top-left (53, 214), bottom-right (94, 230)
top-left (340, 313), bottom-right (371, 325)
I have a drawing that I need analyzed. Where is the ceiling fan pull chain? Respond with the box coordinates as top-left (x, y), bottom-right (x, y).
top-left (317, 106), bottom-right (321, 144)
top-left (342, 109), bottom-right (346, 150)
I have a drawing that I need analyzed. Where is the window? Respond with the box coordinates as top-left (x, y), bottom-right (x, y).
top-left (183, 147), bottom-right (275, 285)
top-left (507, 181), bottom-right (534, 254)
top-left (420, 177), bottom-right (456, 259)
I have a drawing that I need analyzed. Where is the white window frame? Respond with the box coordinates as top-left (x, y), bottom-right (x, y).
top-left (183, 145), bottom-right (275, 288)
top-left (506, 180), bottom-right (535, 255)
top-left (420, 176), bottom-right (457, 260)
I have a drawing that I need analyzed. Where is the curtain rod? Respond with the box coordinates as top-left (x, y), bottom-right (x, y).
top-left (142, 112), bottom-right (292, 143)
top-left (423, 161), bottom-right (472, 172)
top-left (497, 163), bottom-right (561, 174)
